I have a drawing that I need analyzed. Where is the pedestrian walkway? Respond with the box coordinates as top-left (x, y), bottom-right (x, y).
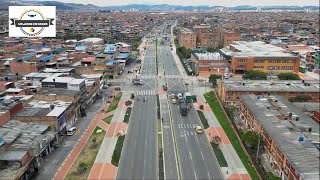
top-left (139, 75), bottom-right (156, 79)
top-left (87, 91), bottom-right (130, 180)
top-left (135, 89), bottom-right (156, 96)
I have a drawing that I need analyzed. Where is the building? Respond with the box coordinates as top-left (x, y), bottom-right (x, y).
top-left (13, 99), bottom-right (71, 135)
top-left (217, 80), bottom-right (320, 105)
top-left (220, 41), bottom-right (300, 74)
top-left (238, 95), bottom-right (319, 180)
top-left (0, 120), bottom-right (55, 180)
top-left (192, 52), bottom-right (229, 77)
top-left (176, 28), bottom-right (197, 49)
top-left (9, 54), bottom-right (46, 75)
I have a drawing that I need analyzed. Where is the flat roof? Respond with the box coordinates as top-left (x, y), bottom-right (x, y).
top-left (36, 88), bottom-right (79, 97)
top-left (46, 107), bottom-right (66, 117)
top-left (5, 88), bottom-right (23, 93)
top-left (0, 151), bottom-right (27, 161)
top-left (42, 76), bottom-right (85, 84)
top-left (240, 95), bottom-right (320, 179)
top-left (227, 41), bottom-right (296, 57)
top-left (194, 52), bottom-right (225, 60)
top-left (81, 57), bottom-right (96, 62)
top-left (221, 80), bottom-right (320, 93)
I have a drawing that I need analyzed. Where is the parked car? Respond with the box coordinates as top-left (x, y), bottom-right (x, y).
top-left (67, 127), bottom-right (77, 136)
top-left (115, 87), bottom-right (121, 91)
top-left (170, 94), bottom-right (176, 99)
top-left (128, 70), bottom-right (133, 74)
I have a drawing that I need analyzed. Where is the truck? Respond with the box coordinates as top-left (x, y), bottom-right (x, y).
top-left (179, 102), bottom-right (188, 116)
top-left (132, 79), bottom-right (143, 85)
top-left (184, 92), bottom-right (192, 103)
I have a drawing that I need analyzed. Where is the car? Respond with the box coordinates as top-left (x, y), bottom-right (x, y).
top-left (67, 127), bottom-right (77, 136)
top-left (103, 85), bottom-right (108, 89)
top-left (185, 83), bottom-right (189, 86)
top-left (106, 82), bottom-right (112, 86)
top-left (170, 94), bottom-right (176, 99)
top-left (177, 93), bottom-right (183, 100)
top-left (128, 70), bottom-right (133, 74)
top-left (195, 126), bottom-right (203, 134)
top-left (172, 99), bottom-right (177, 104)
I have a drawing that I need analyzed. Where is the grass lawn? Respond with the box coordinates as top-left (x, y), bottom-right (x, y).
top-left (111, 135), bottom-right (125, 167)
top-left (105, 92), bottom-right (123, 113)
top-left (211, 143), bottom-right (228, 167)
top-left (204, 91), bottom-right (259, 180)
top-left (102, 115), bottom-right (113, 124)
top-left (65, 127), bottom-right (106, 180)
top-left (123, 108), bottom-right (132, 123)
top-left (197, 110), bottom-right (209, 129)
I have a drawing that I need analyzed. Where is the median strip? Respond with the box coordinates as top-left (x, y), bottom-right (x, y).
top-left (65, 127), bottom-right (106, 179)
top-left (105, 92), bottom-right (123, 113)
top-left (111, 135), bottom-right (125, 167)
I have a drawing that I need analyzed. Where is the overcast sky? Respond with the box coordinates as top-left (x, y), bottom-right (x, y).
top-left (53, 0), bottom-right (319, 7)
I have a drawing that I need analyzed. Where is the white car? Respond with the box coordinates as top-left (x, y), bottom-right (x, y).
top-left (67, 127), bottom-right (77, 136)
top-left (177, 93), bottom-right (183, 100)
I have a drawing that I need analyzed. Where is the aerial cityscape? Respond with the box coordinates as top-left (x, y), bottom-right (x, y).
top-left (0, 0), bottom-right (319, 180)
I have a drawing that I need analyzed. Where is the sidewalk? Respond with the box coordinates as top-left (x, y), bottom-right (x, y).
top-left (88, 92), bottom-right (130, 180)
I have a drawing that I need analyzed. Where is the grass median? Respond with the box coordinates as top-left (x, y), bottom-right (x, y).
top-left (105, 92), bottom-right (123, 113)
top-left (111, 135), bottom-right (125, 167)
top-left (66, 127), bottom-right (106, 179)
top-left (204, 91), bottom-right (259, 180)
top-left (123, 107), bottom-right (132, 123)
top-left (210, 143), bottom-right (228, 167)
top-left (196, 110), bottom-right (209, 129)
top-left (102, 115), bottom-right (113, 124)
top-left (158, 119), bottom-right (164, 180)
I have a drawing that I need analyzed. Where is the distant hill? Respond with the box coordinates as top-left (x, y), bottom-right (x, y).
top-left (2, 1), bottom-right (320, 11)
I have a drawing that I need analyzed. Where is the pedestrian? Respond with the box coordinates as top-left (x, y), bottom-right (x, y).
top-left (161, 117), bottom-right (163, 122)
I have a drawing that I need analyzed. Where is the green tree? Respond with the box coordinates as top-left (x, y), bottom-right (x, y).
top-left (288, 95), bottom-right (312, 102)
top-left (206, 47), bottom-right (217, 52)
top-left (277, 72), bottom-right (300, 80)
top-left (243, 70), bottom-right (267, 80)
top-left (267, 172), bottom-right (281, 180)
top-left (209, 74), bottom-right (222, 86)
top-left (243, 131), bottom-right (260, 149)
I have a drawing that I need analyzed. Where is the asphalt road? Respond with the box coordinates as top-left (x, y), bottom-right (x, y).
top-left (117, 46), bottom-right (158, 180)
top-left (159, 42), bottom-right (224, 179)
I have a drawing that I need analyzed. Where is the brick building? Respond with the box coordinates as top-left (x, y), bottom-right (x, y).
top-left (238, 95), bottom-right (319, 180)
top-left (217, 80), bottom-right (320, 105)
top-left (192, 52), bottom-right (229, 77)
top-left (220, 41), bottom-right (300, 74)
top-left (176, 28), bottom-right (197, 49)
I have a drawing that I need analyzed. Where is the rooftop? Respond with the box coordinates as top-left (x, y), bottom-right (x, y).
top-left (194, 52), bottom-right (225, 60)
top-left (223, 41), bottom-right (296, 57)
top-left (221, 80), bottom-right (320, 92)
top-left (79, 38), bottom-right (103, 44)
top-left (36, 87), bottom-right (79, 97)
top-left (240, 95), bottom-right (320, 179)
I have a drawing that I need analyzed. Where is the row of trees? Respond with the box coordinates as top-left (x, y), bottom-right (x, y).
top-left (176, 46), bottom-right (192, 59)
top-left (241, 70), bottom-right (301, 80)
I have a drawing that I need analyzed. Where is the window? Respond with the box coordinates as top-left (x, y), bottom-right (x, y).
top-left (254, 59), bottom-right (264, 63)
top-left (238, 59), bottom-right (246, 63)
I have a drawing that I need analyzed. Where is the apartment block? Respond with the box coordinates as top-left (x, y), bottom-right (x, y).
top-left (217, 80), bottom-right (320, 105)
top-left (176, 28), bottom-right (197, 49)
top-left (238, 95), bottom-right (319, 180)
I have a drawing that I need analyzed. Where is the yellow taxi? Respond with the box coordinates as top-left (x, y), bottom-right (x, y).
top-left (195, 126), bottom-right (203, 134)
